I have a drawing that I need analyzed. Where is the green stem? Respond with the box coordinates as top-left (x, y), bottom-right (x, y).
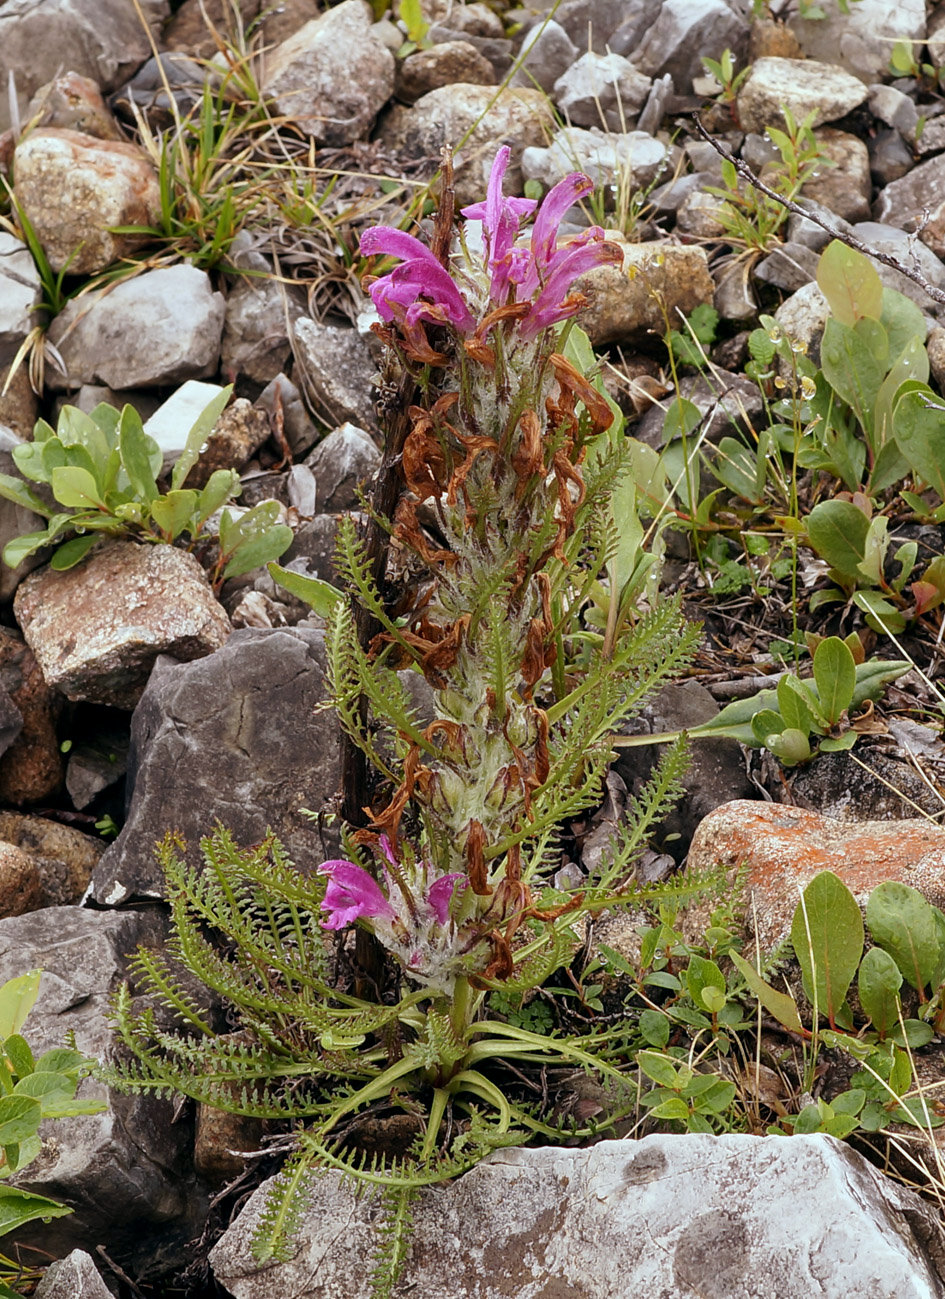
top-left (421, 1086), bottom-right (450, 1162)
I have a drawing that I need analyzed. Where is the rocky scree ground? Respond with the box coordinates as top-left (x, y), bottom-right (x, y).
top-left (3, 0), bottom-right (945, 1295)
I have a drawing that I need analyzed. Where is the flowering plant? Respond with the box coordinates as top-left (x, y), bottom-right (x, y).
top-left (106, 148), bottom-right (696, 1289)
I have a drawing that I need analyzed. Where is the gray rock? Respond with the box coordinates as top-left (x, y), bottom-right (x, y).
top-left (630, 0), bottom-right (749, 93)
top-left (633, 370), bottom-right (764, 451)
top-left (635, 71), bottom-right (674, 137)
top-left (256, 373), bottom-right (319, 458)
top-left (755, 242), bottom-right (821, 292)
top-left (786, 198), bottom-right (854, 251)
top-left (931, 4), bottom-right (945, 68)
top-left (283, 513), bottom-right (344, 582)
top-left (869, 83), bottom-right (919, 140)
top-left (14, 540), bottom-right (231, 709)
top-left (509, 20), bottom-right (577, 94)
top-left (774, 281), bottom-right (830, 367)
top-left (397, 40), bottom-right (496, 103)
top-left (46, 264), bottom-right (225, 391)
top-left (608, 0), bottom-right (664, 58)
top-left (291, 317), bottom-right (379, 434)
top-left (262, 0), bottom-right (395, 145)
top-left (915, 114), bottom-right (945, 157)
top-left (426, 25), bottom-right (513, 78)
top-left (675, 188), bottom-right (729, 238)
top-left (553, 52), bottom-right (651, 131)
top-left (378, 84), bottom-right (554, 206)
top-left (869, 126), bottom-right (916, 186)
top-left (553, 0), bottom-right (626, 53)
top-left (110, 50), bottom-right (208, 122)
top-left (789, 0), bottom-right (926, 84)
top-left (873, 153), bottom-right (945, 245)
top-left (89, 627), bottom-right (341, 905)
top-left (0, 906), bottom-right (201, 1266)
top-left (0, 625), bottom-right (64, 806)
top-left (209, 1135), bottom-right (945, 1299)
top-left (575, 239), bottom-right (715, 347)
top-left (143, 380), bottom-right (229, 473)
top-left (12, 129), bottom-right (161, 276)
top-left (0, 234), bottom-right (41, 366)
top-left (34, 1250), bottom-right (113, 1299)
top-left (803, 128), bottom-right (871, 224)
top-left (304, 423), bottom-right (380, 512)
top-left (221, 254), bottom-right (306, 385)
top-left (851, 221), bottom-right (945, 308)
top-left (790, 745), bottom-right (945, 822)
top-left (65, 728), bottom-right (129, 810)
top-left (736, 57), bottom-right (869, 134)
top-left (521, 126), bottom-right (669, 192)
top-left (0, 0), bottom-right (168, 133)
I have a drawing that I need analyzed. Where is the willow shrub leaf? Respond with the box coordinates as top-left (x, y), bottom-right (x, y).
top-left (0, 1185), bottom-right (71, 1236)
top-left (892, 384), bottom-right (945, 501)
top-left (268, 562), bottom-right (343, 617)
top-left (791, 871), bottom-right (863, 1028)
top-left (805, 499), bottom-right (871, 585)
top-left (0, 972), bottom-right (40, 1039)
top-left (812, 636), bottom-right (855, 725)
top-left (729, 951), bottom-right (805, 1034)
top-left (857, 946), bottom-right (902, 1038)
top-left (866, 881), bottom-right (945, 993)
top-left (819, 316), bottom-right (887, 433)
top-left (50, 465), bottom-right (104, 510)
top-left (816, 238), bottom-right (883, 325)
top-left (118, 405), bottom-right (160, 502)
top-left (685, 954), bottom-right (727, 1013)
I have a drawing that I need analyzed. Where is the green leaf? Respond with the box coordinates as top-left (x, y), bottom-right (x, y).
top-left (13, 1071), bottom-right (74, 1103)
top-left (812, 636), bottom-right (856, 725)
top-left (893, 385), bottom-right (945, 501)
top-left (751, 707), bottom-right (785, 747)
top-left (0, 1095), bottom-right (41, 1146)
top-left (50, 534), bottom-right (100, 570)
top-left (648, 1097), bottom-right (690, 1122)
top-left (171, 385), bottom-right (233, 491)
top-left (56, 404), bottom-right (112, 465)
top-left (730, 951), bottom-right (805, 1034)
top-left (685, 955), bottom-right (727, 1013)
top-left (831, 1088), bottom-right (865, 1116)
top-left (2, 1036), bottom-right (32, 1081)
top-left (0, 1185), bottom-right (71, 1237)
top-left (34, 1048), bottom-right (86, 1075)
top-left (766, 726), bottom-right (813, 766)
top-left (50, 465), bottom-right (104, 510)
top-left (777, 673), bottom-right (813, 734)
top-left (867, 881), bottom-right (944, 992)
top-left (889, 1019), bottom-right (934, 1049)
top-left (820, 316), bottom-right (887, 434)
top-left (791, 871), bottom-right (863, 1027)
top-left (851, 589), bottom-right (907, 636)
top-left (817, 239), bottom-right (883, 325)
top-left (0, 973), bottom-right (40, 1039)
top-left (794, 1103), bottom-right (824, 1134)
top-left (0, 474), bottom-right (51, 518)
top-left (118, 405), bottom-right (160, 503)
top-left (858, 946), bottom-right (902, 1037)
top-left (637, 1050), bottom-right (679, 1088)
top-left (268, 563), bottom-right (343, 616)
top-left (150, 490), bottom-right (198, 541)
top-left (194, 470), bottom-right (240, 529)
top-left (10, 440), bottom-right (53, 485)
top-left (221, 504), bottom-right (293, 579)
top-left (710, 436), bottom-right (765, 504)
top-left (805, 499), bottom-right (870, 584)
top-left (638, 1009), bottom-right (670, 1048)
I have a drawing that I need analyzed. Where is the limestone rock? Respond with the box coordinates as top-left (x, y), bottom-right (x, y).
top-left (0, 627), bottom-right (63, 806)
top-left (0, 233), bottom-right (41, 365)
top-left (220, 234), bottom-right (306, 385)
top-left (736, 57), bottom-right (869, 134)
top-left (686, 800), bottom-right (945, 952)
top-left (34, 1250), bottom-right (113, 1299)
top-left (869, 127), bottom-right (915, 186)
top-left (291, 318), bottom-right (379, 435)
top-left (397, 41), bottom-right (495, 103)
top-left (26, 71), bottom-right (122, 141)
top-left (378, 84), bottom-right (554, 206)
top-left (14, 541), bottom-right (231, 709)
top-left (850, 221), bottom-right (945, 307)
top-left (773, 280), bottom-right (830, 366)
top-left (304, 423), bottom-right (381, 512)
top-left (46, 264), bottom-right (225, 391)
top-left (608, 0), bottom-right (664, 58)
top-left (165, 0), bottom-right (318, 58)
top-left (0, 811), bottom-right (103, 907)
top-left (256, 374), bottom-right (318, 458)
top-left (0, 362), bottom-right (37, 441)
top-left (0, 0), bottom-right (168, 133)
top-left (0, 906), bottom-right (202, 1267)
top-left (873, 155), bottom-right (945, 261)
top-left (186, 398), bottom-right (271, 488)
top-left (676, 188), bottom-right (729, 238)
top-left (552, 0), bottom-right (627, 53)
top-left (262, 0), bottom-right (394, 145)
top-left (509, 20), bottom-right (577, 93)
top-left (552, 52), bottom-right (651, 131)
top-left (574, 239), bottom-right (715, 347)
top-left (801, 128), bottom-right (871, 224)
top-left (521, 127), bottom-right (669, 193)
top-left (788, 0), bottom-right (926, 84)
top-left (13, 128), bottom-right (161, 276)
top-left (868, 84), bottom-right (919, 141)
top-left (210, 1136), bottom-right (945, 1299)
top-left (143, 380), bottom-right (229, 473)
top-left (89, 628), bottom-right (341, 905)
top-left (65, 728), bottom-right (128, 810)
top-left (630, 0), bottom-right (750, 92)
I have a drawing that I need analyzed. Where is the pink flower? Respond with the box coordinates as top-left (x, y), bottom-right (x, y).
top-left (319, 860), bottom-right (396, 930)
top-left (360, 226), bottom-right (476, 340)
top-left (461, 146), bottom-right (536, 303)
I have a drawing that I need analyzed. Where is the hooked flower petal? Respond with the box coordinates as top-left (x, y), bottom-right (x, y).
top-left (319, 860), bottom-right (396, 930)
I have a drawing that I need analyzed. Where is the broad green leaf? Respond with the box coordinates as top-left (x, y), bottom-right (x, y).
top-left (857, 515), bottom-right (889, 587)
top-left (50, 466), bottom-right (104, 510)
top-left (87, 402), bottom-right (120, 441)
top-left (2, 1036), bottom-right (32, 1080)
top-left (661, 397), bottom-right (701, 445)
top-left (0, 1094), bottom-right (40, 1145)
top-left (729, 951), bottom-right (805, 1034)
top-left (781, 673), bottom-right (828, 731)
top-left (820, 316), bottom-right (887, 434)
top-left (636, 1050), bottom-right (679, 1088)
top-left (118, 405), bottom-right (160, 502)
top-left (817, 239), bottom-right (883, 325)
top-left (638, 1009), bottom-right (670, 1048)
top-left (766, 726), bottom-right (812, 765)
top-left (268, 563), bottom-right (343, 617)
top-left (0, 474), bottom-right (51, 518)
top-left (851, 589), bottom-right (907, 635)
top-left (34, 1047), bottom-right (86, 1074)
top-left (893, 384), bottom-right (945, 501)
top-left (710, 436), bottom-right (765, 503)
top-left (50, 534), bottom-right (100, 570)
top-left (13, 1071), bottom-right (73, 1103)
top-left (607, 468), bottom-right (644, 595)
top-left (794, 1103), bottom-right (824, 1134)
top-left (750, 707), bottom-right (785, 747)
top-left (831, 1088), bottom-right (865, 1116)
top-left (685, 954), bottom-right (727, 1013)
top-left (889, 1019), bottom-right (934, 1049)
top-left (171, 385), bottom-right (233, 491)
top-left (867, 881), bottom-right (944, 992)
top-left (11, 440), bottom-right (53, 484)
top-left (0, 973), bottom-right (40, 1039)
top-left (858, 946), bottom-right (902, 1037)
top-left (0, 1184), bottom-right (71, 1236)
top-left (777, 673), bottom-right (813, 734)
top-left (819, 731), bottom-right (858, 753)
top-left (850, 658), bottom-right (910, 707)
top-left (648, 1097), bottom-right (690, 1122)
top-left (33, 1094), bottom-right (106, 1120)
top-left (812, 636), bottom-right (856, 724)
top-left (880, 288), bottom-right (926, 365)
top-left (56, 405), bottom-right (112, 464)
top-left (194, 469), bottom-right (240, 529)
top-left (2, 528), bottom-right (53, 569)
top-left (791, 871), bottom-right (863, 1027)
top-left (873, 335), bottom-right (928, 462)
top-left (221, 503), bottom-right (292, 579)
top-left (150, 489), bottom-right (198, 540)
top-left (805, 499), bottom-right (870, 584)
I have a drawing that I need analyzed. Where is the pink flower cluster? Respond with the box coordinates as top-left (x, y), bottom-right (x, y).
top-left (360, 146), bottom-right (620, 346)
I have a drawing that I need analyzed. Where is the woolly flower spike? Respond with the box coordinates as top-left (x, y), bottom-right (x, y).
top-left (318, 843), bottom-right (469, 994)
top-left (359, 146), bottom-right (621, 348)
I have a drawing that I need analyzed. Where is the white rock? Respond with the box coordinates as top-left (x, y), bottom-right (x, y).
top-left (521, 126), bottom-right (669, 192)
top-left (553, 51), bottom-right (651, 131)
top-left (0, 233), bottom-right (41, 363)
top-left (144, 380), bottom-right (229, 469)
top-left (210, 1136), bottom-right (945, 1299)
top-left (630, 0), bottom-right (749, 92)
top-left (737, 57), bottom-right (869, 134)
top-left (788, 0), bottom-right (926, 84)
